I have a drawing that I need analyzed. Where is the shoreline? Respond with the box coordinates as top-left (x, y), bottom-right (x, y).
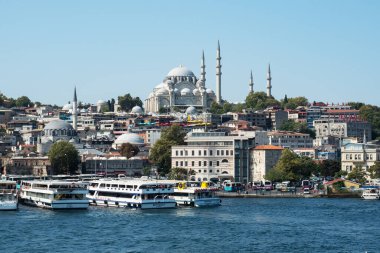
top-left (216, 191), bottom-right (361, 199)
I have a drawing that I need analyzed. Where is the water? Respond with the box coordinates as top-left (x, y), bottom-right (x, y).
top-left (1, 198), bottom-right (379, 253)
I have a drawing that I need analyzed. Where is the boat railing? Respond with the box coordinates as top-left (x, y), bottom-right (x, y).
top-left (0, 189), bottom-right (17, 194)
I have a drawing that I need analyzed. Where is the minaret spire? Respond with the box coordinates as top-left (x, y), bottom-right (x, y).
top-left (72, 86), bottom-right (78, 131)
top-left (216, 40), bottom-right (222, 104)
top-left (249, 70), bottom-right (254, 93)
top-left (200, 50), bottom-right (206, 83)
top-left (266, 64), bottom-right (272, 97)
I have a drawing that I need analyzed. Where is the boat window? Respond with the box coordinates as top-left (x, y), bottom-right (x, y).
top-left (100, 184), bottom-right (105, 188)
top-left (112, 184), bottom-right (118, 188)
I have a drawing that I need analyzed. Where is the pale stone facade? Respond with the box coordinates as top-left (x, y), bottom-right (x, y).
top-left (251, 145), bottom-right (283, 182)
top-left (341, 143), bottom-right (380, 173)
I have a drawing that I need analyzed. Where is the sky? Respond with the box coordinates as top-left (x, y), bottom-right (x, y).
top-left (0, 0), bottom-right (379, 106)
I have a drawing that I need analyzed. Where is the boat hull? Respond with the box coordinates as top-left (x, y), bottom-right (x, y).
top-left (21, 198), bottom-right (89, 209)
top-left (89, 198), bottom-right (176, 209)
top-left (361, 195), bottom-right (379, 200)
top-left (194, 198), bottom-right (222, 207)
top-left (0, 200), bottom-right (18, 211)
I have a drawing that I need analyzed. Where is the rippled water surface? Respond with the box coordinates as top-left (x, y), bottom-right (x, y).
top-left (1, 198), bottom-right (379, 253)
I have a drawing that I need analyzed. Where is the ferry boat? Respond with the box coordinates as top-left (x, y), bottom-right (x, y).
top-left (0, 176), bottom-right (18, 211)
top-left (87, 179), bottom-right (176, 209)
top-left (171, 181), bottom-right (221, 207)
top-left (19, 180), bottom-right (89, 209)
top-left (361, 188), bottom-right (380, 200)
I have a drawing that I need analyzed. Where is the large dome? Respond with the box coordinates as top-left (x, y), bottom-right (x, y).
top-left (115, 133), bottom-right (144, 145)
top-left (167, 65), bottom-right (195, 77)
top-left (62, 103), bottom-right (73, 111)
top-left (44, 120), bottom-right (74, 130)
top-left (185, 106), bottom-right (198, 115)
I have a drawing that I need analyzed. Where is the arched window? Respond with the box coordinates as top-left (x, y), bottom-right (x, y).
top-left (221, 159), bottom-right (228, 163)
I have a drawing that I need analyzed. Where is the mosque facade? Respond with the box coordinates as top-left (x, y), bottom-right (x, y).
top-left (144, 43), bottom-right (223, 114)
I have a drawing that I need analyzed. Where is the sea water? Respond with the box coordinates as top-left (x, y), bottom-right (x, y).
top-left (1, 198), bottom-right (379, 253)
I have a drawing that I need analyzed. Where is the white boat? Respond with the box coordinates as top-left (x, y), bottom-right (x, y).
top-left (361, 188), bottom-right (380, 200)
top-left (0, 178), bottom-right (18, 211)
top-left (87, 179), bottom-right (176, 209)
top-left (20, 180), bottom-right (89, 209)
top-left (171, 181), bottom-right (221, 207)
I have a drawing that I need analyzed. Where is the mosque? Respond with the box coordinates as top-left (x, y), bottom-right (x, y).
top-left (144, 42), bottom-right (223, 114)
top-left (144, 42), bottom-right (273, 114)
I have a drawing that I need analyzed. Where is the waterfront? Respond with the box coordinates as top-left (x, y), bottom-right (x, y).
top-left (1, 198), bottom-right (379, 253)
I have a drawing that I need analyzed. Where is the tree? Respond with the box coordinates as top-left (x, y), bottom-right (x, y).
top-left (118, 93), bottom-right (143, 112)
top-left (279, 120), bottom-right (316, 139)
top-left (368, 162), bottom-right (380, 179)
top-left (347, 167), bottom-right (366, 184)
top-left (209, 101), bottom-right (224, 114)
top-left (245, 91), bottom-right (280, 110)
top-left (16, 96), bottom-right (33, 107)
top-left (168, 167), bottom-right (188, 180)
top-left (120, 143), bottom-right (139, 158)
top-left (318, 160), bottom-right (341, 177)
top-left (149, 125), bottom-right (186, 175)
top-left (265, 149), bottom-right (316, 182)
top-left (48, 141), bottom-right (79, 175)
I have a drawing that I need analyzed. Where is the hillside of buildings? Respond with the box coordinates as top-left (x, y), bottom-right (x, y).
top-left (0, 89), bottom-right (379, 185)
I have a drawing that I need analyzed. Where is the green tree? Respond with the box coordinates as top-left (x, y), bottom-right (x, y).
top-left (149, 125), bottom-right (186, 175)
top-left (168, 167), bottom-right (188, 180)
top-left (245, 91), bottom-right (280, 110)
top-left (318, 160), bottom-right (341, 177)
top-left (265, 149), bottom-right (316, 182)
top-left (347, 166), bottom-right (366, 184)
top-left (368, 162), bottom-right (380, 179)
top-left (209, 101), bottom-right (224, 114)
top-left (48, 141), bottom-right (79, 175)
top-left (279, 120), bottom-right (316, 138)
top-left (120, 143), bottom-right (139, 158)
top-left (16, 96), bottom-right (33, 107)
top-left (118, 93), bottom-right (143, 112)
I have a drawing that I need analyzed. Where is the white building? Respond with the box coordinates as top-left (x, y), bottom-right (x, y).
top-left (341, 143), bottom-right (380, 174)
top-left (171, 129), bottom-right (256, 183)
top-left (268, 131), bottom-right (313, 149)
top-left (251, 145), bottom-right (283, 182)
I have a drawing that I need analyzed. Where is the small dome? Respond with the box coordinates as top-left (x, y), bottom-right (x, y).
top-left (206, 88), bottom-right (214, 94)
top-left (196, 80), bottom-right (204, 87)
top-left (193, 89), bottom-right (200, 96)
top-left (131, 106), bottom-right (143, 114)
top-left (44, 120), bottom-right (74, 130)
top-left (181, 88), bottom-right (191, 96)
top-left (167, 65), bottom-right (195, 77)
top-left (97, 100), bottom-right (106, 105)
top-left (185, 106), bottom-right (198, 115)
top-left (62, 103), bottom-right (73, 111)
top-left (155, 82), bottom-right (166, 89)
top-left (156, 87), bottom-right (169, 95)
top-left (115, 133), bottom-right (144, 145)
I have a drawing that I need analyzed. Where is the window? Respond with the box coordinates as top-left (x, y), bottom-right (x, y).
top-left (192, 161), bottom-right (195, 166)
top-left (198, 150), bottom-right (201, 156)
top-left (175, 150), bottom-right (178, 156)
top-left (217, 170), bottom-right (220, 173)
top-left (204, 170), bottom-right (207, 173)
top-left (204, 150), bottom-right (207, 156)
top-left (217, 150), bottom-right (220, 156)
top-left (230, 150), bottom-right (233, 156)
top-left (209, 161), bottom-right (212, 166)
top-left (203, 161), bottom-right (207, 166)
top-left (209, 170), bottom-right (212, 173)
top-left (210, 150), bottom-right (213, 156)
top-left (185, 161), bottom-right (188, 166)
top-left (198, 170), bottom-right (201, 173)
top-left (221, 150), bottom-right (224, 156)
top-left (217, 161), bottom-right (220, 166)
top-left (180, 151), bottom-right (183, 156)
top-left (192, 150), bottom-right (194, 156)
top-left (180, 161), bottom-right (183, 166)
top-left (185, 150), bottom-right (188, 156)
top-left (176, 161), bottom-right (178, 166)
top-left (198, 161), bottom-right (201, 166)
top-left (226, 150), bottom-right (229, 155)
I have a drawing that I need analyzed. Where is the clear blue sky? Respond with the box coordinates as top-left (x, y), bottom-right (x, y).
top-left (0, 0), bottom-right (379, 106)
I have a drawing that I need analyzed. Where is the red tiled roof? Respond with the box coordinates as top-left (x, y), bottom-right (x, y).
top-left (254, 145), bottom-right (284, 150)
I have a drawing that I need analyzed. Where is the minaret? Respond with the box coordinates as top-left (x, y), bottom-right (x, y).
top-left (249, 70), bottom-right (254, 93)
top-left (216, 41), bottom-right (222, 104)
top-left (200, 50), bottom-right (206, 83)
top-left (72, 87), bottom-right (78, 130)
top-left (266, 64), bottom-right (272, 97)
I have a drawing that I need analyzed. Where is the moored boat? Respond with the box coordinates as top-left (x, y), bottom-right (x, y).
top-left (171, 181), bottom-right (221, 207)
top-left (361, 188), bottom-right (380, 200)
top-left (87, 179), bottom-right (176, 209)
top-left (0, 177), bottom-right (18, 211)
top-left (20, 180), bottom-right (89, 209)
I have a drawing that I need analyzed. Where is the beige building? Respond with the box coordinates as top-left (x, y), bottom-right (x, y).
top-left (268, 131), bottom-right (313, 149)
top-left (251, 145), bottom-right (283, 182)
top-left (341, 143), bottom-right (380, 173)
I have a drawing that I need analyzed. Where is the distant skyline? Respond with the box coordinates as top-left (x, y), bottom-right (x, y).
top-left (0, 0), bottom-right (379, 106)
